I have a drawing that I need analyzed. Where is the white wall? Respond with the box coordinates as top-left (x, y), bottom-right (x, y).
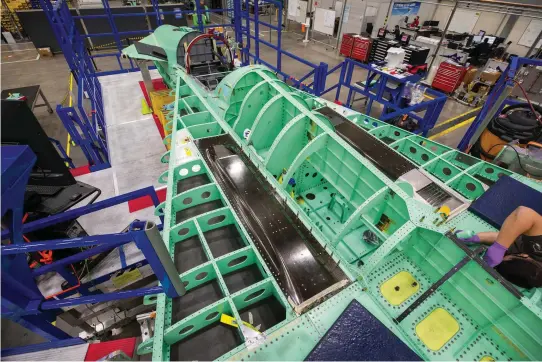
top-left (387, 2), bottom-right (436, 28)
top-left (433, 1), bottom-right (453, 27)
top-left (505, 16), bottom-right (536, 57)
top-left (340, 0), bottom-right (371, 35)
top-left (472, 12), bottom-right (505, 34)
top-left (343, 1), bottom-right (540, 57)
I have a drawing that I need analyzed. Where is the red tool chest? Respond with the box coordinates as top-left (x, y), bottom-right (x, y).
top-left (351, 37), bottom-right (371, 62)
top-left (432, 61), bottom-right (467, 93)
top-left (340, 33), bottom-right (355, 57)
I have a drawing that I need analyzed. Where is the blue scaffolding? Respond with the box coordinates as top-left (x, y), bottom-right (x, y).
top-left (1, 145), bottom-right (185, 345)
top-left (40, 0), bottom-right (330, 173)
top-left (323, 58), bottom-right (447, 136)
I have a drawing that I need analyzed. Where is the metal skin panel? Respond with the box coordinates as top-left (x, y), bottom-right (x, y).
top-left (122, 26), bottom-right (542, 362)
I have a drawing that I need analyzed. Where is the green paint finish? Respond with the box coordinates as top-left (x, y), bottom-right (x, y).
top-left (124, 27), bottom-right (542, 361)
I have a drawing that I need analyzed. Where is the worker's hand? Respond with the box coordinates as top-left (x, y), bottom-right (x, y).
top-left (483, 242), bottom-right (508, 267)
top-left (455, 229), bottom-right (481, 243)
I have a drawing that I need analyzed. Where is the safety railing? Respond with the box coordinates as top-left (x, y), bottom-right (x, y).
top-left (236, 0), bottom-right (328, 95)
top-left (1, 185), bottom-right (184, 342)
top-left (323, 58), bottom-right (448, 136)
top-left (40, 0), bottom-right (335, 172)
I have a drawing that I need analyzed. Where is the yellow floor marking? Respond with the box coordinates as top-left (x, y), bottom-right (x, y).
top-left (429, 116), bottom-right (475, 140)
top-left (435, 106), bottom-right (481, 128)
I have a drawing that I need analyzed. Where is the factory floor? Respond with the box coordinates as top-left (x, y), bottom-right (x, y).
top-left (0, 25), bottom-right (473, 354)
top-left (1, 31), bottom-right (473, 170)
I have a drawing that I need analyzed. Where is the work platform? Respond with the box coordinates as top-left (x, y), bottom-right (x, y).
top-left (114, 26), bottom-right (542, 361)
top-left (4, 22), bottom-right (542, 361)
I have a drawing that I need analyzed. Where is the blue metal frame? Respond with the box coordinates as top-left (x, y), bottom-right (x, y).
top-left (457, 56), bottom-right (542, 151)
top-left (1, 146), bottom-right (183, 342)
top-left (41, 0), bottom-right (334, 173)
top-left (1, 338), bottom-right (86, 358)
top-left (48, 137), bottom-right (75, 169)
top-left (324, 58), bottom-right (447, 136)
top-left (235, 0), bottom-right (328, 95)
top-left (40, 0), bottom-right (238, 172)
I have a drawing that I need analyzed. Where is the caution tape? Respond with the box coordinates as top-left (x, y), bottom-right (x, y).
top-left (90, 36), bottom-right (145, 50)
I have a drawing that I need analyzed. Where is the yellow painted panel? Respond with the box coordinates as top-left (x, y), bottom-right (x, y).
top-left (416, 307), bottom-right (460, 351)
top-left (380, 271), bottom-right (420, 306)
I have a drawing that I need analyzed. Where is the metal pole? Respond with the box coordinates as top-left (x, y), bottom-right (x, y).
top-left (277, 1), bottom-right (282, 71)
top-left (307, 0), bottom-right (314, 42)
top-left (74, 0), bottom-right (95, 49)
top-left (426, 0), bottom-right (459, 76)
top-left (334, 0), bottom-right (347, 54)
top-left (139, 221), bottom-right (186, 297)
top-left (140, 0), bottom-right (153, 32)
top-left (383, 0), bottom-right (394, 29)
top-left (269, 4), bottom-right (272, 43)
top-left (526, 30), bottom-right (542, 58)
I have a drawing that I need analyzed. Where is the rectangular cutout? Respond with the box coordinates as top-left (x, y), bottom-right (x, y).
top-left (171, 279), bottom-right (224, 323)
top-left (169, 323), bottom-right (243, 361)
top-left (174, 235), bottom-right (208, 274)
top-left (238, 295), bottom-right (286, 332)
top-left (223, 264), bottom-right (265, 294)
top-left (177, 173), bottom-right (211, 194)
top-left (204, 224), bottom-right (247, 258)
top-left (176, 199), bottom-right (224, 224)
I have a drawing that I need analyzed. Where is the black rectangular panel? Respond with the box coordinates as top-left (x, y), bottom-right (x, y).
top-left (317, 107), bottom-right (416, 180)
top-left (195, 135), bottom-right (347, 306)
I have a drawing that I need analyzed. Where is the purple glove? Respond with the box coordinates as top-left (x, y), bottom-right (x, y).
top-left (455, 230), bottom-right (481, 243)
top-left (483, 242), bottom-right (508, 267)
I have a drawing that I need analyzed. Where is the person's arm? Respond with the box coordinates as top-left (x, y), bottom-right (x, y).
top-left (457, 207), bottom-right (542, 267)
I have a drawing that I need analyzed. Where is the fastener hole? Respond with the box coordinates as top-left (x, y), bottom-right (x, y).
top-left (178, 227), bottom-right (189, 236)
top-left (206, 311), bottom-right (220, 321)
top-left (244, 288), bottom-right (265, 302)
top-left (208, 215), bottom-right (226, 225)
top-left (228, 255), bottom-right (248, 267)
top-left (305, 193), bottom-right (316, 200)
top-left (179, 325), bottom-right (194, 335)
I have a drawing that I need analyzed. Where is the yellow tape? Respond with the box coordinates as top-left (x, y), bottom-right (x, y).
top-left (437, 107), bottom-right (481, 128)
top-left (112, 268), bottom-right (142, 288)
top-left (66, 74), bottom-right (74, 162)
top-left (428, 116), bottom-right (475, 140)
top-left (220, 314), bottom-right (261, 332)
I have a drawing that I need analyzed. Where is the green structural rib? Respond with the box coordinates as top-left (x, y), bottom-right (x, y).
top-left (124, 26), bottom-right (542, 362)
